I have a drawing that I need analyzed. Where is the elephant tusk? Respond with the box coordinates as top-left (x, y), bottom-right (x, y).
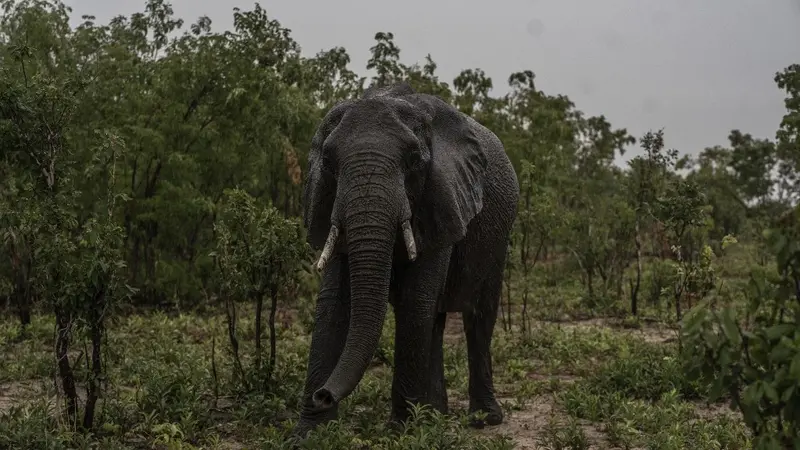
top-left (316, 225), bottom-right (339, 272)
top-left (401, 221), bottom-right (417, 261)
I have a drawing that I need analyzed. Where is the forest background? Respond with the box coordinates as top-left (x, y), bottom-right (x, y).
top-left (2, 1), bottom-right (800, 448)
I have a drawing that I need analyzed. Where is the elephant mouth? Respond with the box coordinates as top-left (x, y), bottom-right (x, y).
top-left (314, 220), bottom-right (417, 272)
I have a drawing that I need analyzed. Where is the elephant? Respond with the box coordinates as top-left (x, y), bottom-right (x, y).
top-left (293, 82), bottom-right (519, 438)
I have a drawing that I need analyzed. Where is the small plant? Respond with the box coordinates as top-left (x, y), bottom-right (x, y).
top-left (537, 416), bottom-right (590, 450)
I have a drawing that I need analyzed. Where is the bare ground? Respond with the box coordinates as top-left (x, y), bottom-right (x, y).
top-left (445, 310), bottom-right (677, 346)
top-left (0, 378), bottom-right (51, 414)
top-left (0, 377), bottom-right (89, 417)
top-left (441, 313), bottom-right (679, 449)
top-left (554, 317), bottom-right (678, 345)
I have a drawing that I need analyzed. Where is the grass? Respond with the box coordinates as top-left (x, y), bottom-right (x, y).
top-left (0, 259), bottom-right (754, 449)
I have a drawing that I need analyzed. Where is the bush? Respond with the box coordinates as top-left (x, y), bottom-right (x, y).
top-left (682, 207), bottom-right (800, 449)
top-left (643, 258), bottom-right (678, 308)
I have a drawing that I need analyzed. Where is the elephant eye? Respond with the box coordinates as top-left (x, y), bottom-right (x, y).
top-left (406, 148), bottom-right (426, 172)
top-left (408, 151), bottom-right (420, 166)
top-left (321, 152), bottom-right (336, 174)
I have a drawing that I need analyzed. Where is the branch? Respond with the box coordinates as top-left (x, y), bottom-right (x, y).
top-left (182, 84), bottom-right (213, 122)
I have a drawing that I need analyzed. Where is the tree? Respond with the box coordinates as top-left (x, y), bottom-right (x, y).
top-left (656, 176), bottom-right (710, 320)
top-left (0, 0), bottom-right (132, 429)
top-left (775, 64), bottom-right (800, 202)
top-left (306, 46), bottom-right (364, 107)
top-left (514, 160), bottom-right (565, 331)
top-left (366, 31), bottom-right (404, 87)
top-left (626, 129), bottom-right (677, 315)
top-left (452, 68), bottom-right (493, 117)
top-left (728, 129), bottom-right (777, 208)
top-left (213, 188), bottom-right (309, 388)
top-left (402, 54), bottom-right (452, 101)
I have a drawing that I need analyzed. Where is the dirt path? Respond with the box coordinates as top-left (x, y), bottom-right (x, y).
top-left (444, 312), bottom-right (677, 346)
top-left (477, 396), bottom-right (613, 449)
top-left (0, 379), bottom-right (49, 414)
top-left (554, 317), bottom-right (678, 345)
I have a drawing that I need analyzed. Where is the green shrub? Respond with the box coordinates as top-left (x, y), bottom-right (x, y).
top-left (682, 208), bottom-right (800, 449)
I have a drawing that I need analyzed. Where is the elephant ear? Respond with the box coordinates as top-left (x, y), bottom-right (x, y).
top-left (405, 94), bottom-right (488, 251)
top-left (303, 100), bottom-right (353, 250)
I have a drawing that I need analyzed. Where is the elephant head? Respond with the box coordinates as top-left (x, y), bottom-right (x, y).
top-left (301, 82), bottom-right (488, 410)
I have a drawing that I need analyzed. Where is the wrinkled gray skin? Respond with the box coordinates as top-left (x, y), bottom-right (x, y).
top-left (293, 82), bottom-right (519, 437)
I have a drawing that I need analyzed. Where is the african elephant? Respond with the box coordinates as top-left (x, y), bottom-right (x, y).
top-left (293, 82), bottom-right (519, 437)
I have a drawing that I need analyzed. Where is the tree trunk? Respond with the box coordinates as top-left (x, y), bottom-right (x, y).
top-left (502, 247), bottom-right (513, 332)
top-left (14, 287), bottom-right (31, 328)
top-left (632, 216), bottom-right (642, 316)
top-left (83, 290), bottom-right (105, 429)
top-left (55, 308), bottom-right (78, 428)
top-left (225, 296), bottom-right (244, 382)
top-left (255, 290), bottom-right (264, 372)
top-left (268, 284), bottom-right (278, 382)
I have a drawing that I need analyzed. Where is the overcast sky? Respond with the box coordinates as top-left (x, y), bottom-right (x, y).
top-left (65, 0), bottom-right (800, 162)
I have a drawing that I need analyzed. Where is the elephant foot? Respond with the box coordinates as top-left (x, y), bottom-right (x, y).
top-left (389, 393), bottom-right (423, 426)
top-left (468, 399), bottom-right (504, 428)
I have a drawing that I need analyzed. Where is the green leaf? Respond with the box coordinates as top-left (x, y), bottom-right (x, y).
top-left (765, 324), bottom-right (798, 342)
top-left (742, 382), bottom-right (763, 407)
top-left (720, 308), bottom-right (742, 347)
top-left (764, 382), bottom-right (780, 403)
top-left (790, 354), bottom-right (800, 380)
top-left (781, 385), bottom-right (795, 403)
top-left (708, 377), bottom-right (726, 402)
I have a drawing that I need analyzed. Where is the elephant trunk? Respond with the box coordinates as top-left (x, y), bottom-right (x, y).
top-left (312, 190), bottom-right (397, 410)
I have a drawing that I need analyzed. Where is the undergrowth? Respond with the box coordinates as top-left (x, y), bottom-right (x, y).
top-left (0, 298), bottom-right (751, 449)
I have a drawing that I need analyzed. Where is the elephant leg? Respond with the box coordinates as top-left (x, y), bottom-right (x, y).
top-left (293, 254), bottom-right (350, 436)
top-left (390, 246), bottom-right (452, 425)
top-left (463, 273), bottom-right (504, 428)
top-left (427, 312), bottom-right (448, 415)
